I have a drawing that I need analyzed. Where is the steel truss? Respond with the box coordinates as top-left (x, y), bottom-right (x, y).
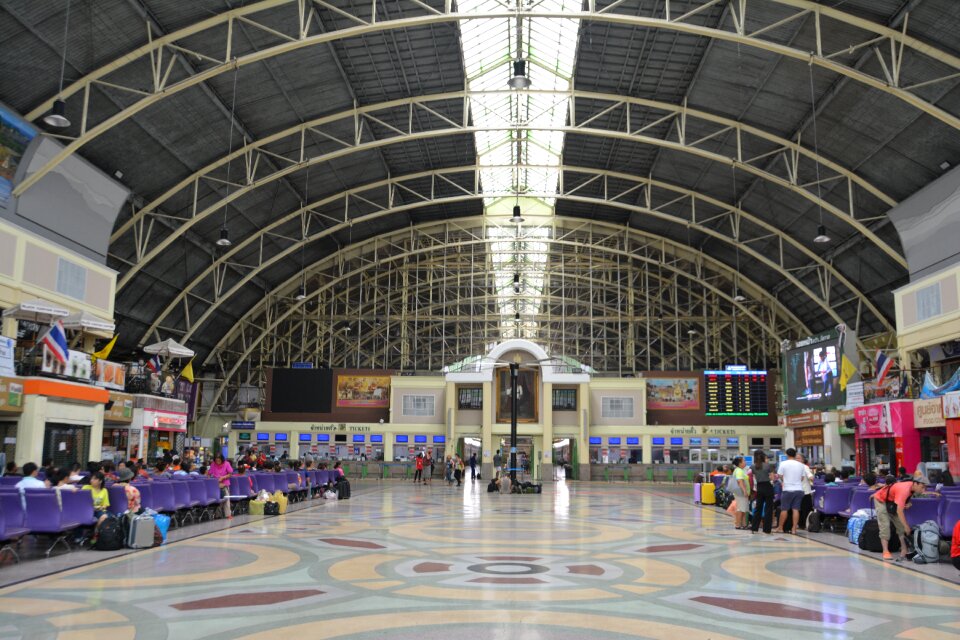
top-left (136, 164), bottom-right (893, 351)
top-left (18, 0), bottom-right (960, 200)
top-left (203, 215), bottom-right (807, 416)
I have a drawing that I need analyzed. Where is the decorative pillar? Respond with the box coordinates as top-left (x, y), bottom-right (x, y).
top-left (481, 380), bottom-right (493, 480)
top-left (446, 381), bottom-right (457, 449)
top-left (541, 381), bottom-right (553, 482)
top-left (641, 434), bottom-right (652, 464)
top-left (17, 394), bottom-right (46, 466)
top-left (578, 382), bottom-right (591, 481)
top-left (88, 403), bottom-right (105, 463)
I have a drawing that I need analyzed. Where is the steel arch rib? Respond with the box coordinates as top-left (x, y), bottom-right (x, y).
top-left (17, 5), bottom-right (960, 198)
top-left (134, 165), bottom-right (894, 347)
top-left (201, 219), bottom-right (803, 417)
top-left (110, 89), bottom-right (896, 247)
top-left (113, 122), bottom-right (904, 295)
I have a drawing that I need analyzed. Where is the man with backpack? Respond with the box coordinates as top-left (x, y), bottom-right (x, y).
top-left (874, 474), bottom-right (929, 561)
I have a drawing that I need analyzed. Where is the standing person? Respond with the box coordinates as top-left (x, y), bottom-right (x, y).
top-left (795, 453), bottom-right (815, 532)
top-left (424, 451), bottom-right (433, 485)
top-left (750, 451), bottom-right (775, 534)
top-left (207, 453), bottom-right (234, 520)
top-left (454, 455), bottom-right (464, 487)
top-left (874, 475), bottom-right (928, 561)
top-left (413, 453), bottom-right (424, 484)
top-left (493, 450), bottom-right (502, 473)
top-left (730, 457), bottom-right (750, 530)
top-left (445, 456), bottom-right (454, 485)
top-left (774, 448), bottom-right (806, 534)
top-left (469, 453), bottom-right (477, 481)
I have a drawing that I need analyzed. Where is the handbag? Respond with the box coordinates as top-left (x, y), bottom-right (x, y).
top-left (879, 484), bottom-right (899, 515)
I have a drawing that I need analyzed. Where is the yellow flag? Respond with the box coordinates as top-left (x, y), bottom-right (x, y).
top-left (180, 358), bottom-right (195, 383)
top-left (92, 334), bottom-right (118, 362)
top-left (839, 353), bottom-right (857, 391)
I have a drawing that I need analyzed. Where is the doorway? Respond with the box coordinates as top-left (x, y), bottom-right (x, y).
top-left (42, 423), bottom-right (91, 469)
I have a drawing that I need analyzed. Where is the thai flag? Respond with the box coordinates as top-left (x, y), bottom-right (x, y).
top-left (875, 349), bottom-right (895, 385)
top-left (40, 320), bottom-right (69, 365)
top-left (145, 354), bottom-right (162, 373)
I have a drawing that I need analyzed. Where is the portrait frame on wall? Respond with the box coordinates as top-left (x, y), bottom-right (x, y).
top-left (496, 367), bottom-right (539, 423)
top-left (336, 375), bottom-right (391, 408)
top-left (645, 377), bottom-right (699, 410)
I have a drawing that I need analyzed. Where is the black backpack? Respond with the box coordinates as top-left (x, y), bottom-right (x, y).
top-left (806, 511), bottom-right (822, 533)
top-left (487, 480), bottom-right (498, 493)
top-left (94, 516), bottom-right (124, 551)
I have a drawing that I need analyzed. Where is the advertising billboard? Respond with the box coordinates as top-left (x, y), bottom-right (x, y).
top-left (783, 327), bottom-right (859, 413)
top-left (336, 374), bottom-right (390, 407)
top-left (645, 377), bottom-right (699, 410)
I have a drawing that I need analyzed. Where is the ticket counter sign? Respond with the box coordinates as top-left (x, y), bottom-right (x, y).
top-left (0, 376), bottom-right (23, 413)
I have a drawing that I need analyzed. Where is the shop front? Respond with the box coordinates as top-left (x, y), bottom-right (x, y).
top-left (854, 400), bottom-right (920, 474)
top-left (16, 377), bottom-right (108, 467)
top-left (0, 376), bottom-right (24, 466)
top-left (101, 392), bottom-right (134, 462)
top-left (913, 398), bottom-right (948, 476)
top-left (782, 411), bottom-right (849, 467)
top-left (946, 391), bottom-right (960, 477)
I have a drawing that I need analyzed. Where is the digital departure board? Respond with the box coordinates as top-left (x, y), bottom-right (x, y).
top-left (704, 369), bottom-right (769, 416)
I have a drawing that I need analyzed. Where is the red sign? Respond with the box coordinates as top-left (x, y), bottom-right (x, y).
top-left (854, 404), bottom-right (892, 436)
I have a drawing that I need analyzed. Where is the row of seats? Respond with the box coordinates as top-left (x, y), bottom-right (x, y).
top-left (816, 484), bottom-right (960, 536)
top-left (0, 470), bottom-right (337, 564)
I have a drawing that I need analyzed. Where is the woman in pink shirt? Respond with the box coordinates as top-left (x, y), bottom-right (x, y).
top-left (207, 453), bottom-right (234, 520)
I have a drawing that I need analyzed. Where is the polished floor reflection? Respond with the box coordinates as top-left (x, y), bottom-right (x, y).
top-left (1, 481), bottom-right (959, 639)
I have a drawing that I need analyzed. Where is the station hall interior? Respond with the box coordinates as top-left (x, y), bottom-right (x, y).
top-left (1, 0), bottom-right (960, 638)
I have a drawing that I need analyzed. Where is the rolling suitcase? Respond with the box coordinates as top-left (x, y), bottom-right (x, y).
top-left (699, 483), bottom-right (716, 505)
top-left (693, 483), bottom-right (701, 503)
top-left (126, 513), bottom-right (156, 549)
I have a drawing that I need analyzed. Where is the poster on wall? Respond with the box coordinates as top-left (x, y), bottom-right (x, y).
top-left (0, 336), bottom-right (15, 376)
top-left (645, 378), bottom-right (699, 410)
top-left (93, 359), bottom-right (126, 391)
top-left (0, 376), bottom-right (23, 412)
top-left (41, 345), bottom-right (92, 380)
top-left (854, 403), bottom-right (893, 435)
top-left (496, 368), bottom-right (539, 423)
top-left (944, 392), bottom-right (960, 419)
top-left (336, 375), bottom-right (391, 408)
top-left (0, 104), bottom-right (37, 209)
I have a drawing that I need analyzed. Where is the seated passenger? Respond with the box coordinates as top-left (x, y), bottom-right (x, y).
top-left (839, 469), bottom-right (851, 481)
top-left (3, 461), bottom-right (20, 477)
top-left (861, 472), bottom-right (879, 490)
top-left (823, 473), bottom-right (838, 486)
top-left (114, 468), bottom-right (141, 514)
top-left (82, 472), bottom-right (111, 533)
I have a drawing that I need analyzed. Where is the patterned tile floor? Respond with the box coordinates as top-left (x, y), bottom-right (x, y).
top-left (2, 480), bottom-right (960, 639)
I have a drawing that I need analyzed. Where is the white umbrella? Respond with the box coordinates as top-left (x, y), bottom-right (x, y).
top-left (62, 311), bottom-right (116, 334)
top-left (2, 299), bottom-right (70, 324)
top-left (142, 338), bottom-right (194, 358)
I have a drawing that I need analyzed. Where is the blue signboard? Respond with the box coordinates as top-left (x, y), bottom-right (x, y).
top-left (353, 434), bottom-right (365, 443)
top-left (256, 432), bottom-right (269, 441)
top-left (433, 435), bottom-right (446, 443)
top-left (371, 435), bottom-right (383, 443)
top-left (274, 433), bottom-right (288, 442)
top-left (589, 437), bottom-right (601, 445)
top-left (231, 421), bottom-right (255, 429)
top-left (299, 433), bottom-right (312, 442)
top-left (708, 437), bottom-right (721, 447)
top-left (652, 437), bottom-right (665, 445)
top-left (726, 437), bottom-right (740, 446)
top-left (626, 437), bottom-right (639, 445)
top-left (689, 437), bottom-right (702, 446)
top-left (414, 435), bottom-right (427, 444)
top-left (291, 362), bottom-right (314, 369)
top-left (395, 435), bottom-right (409, 443)
top-left (608, 437), bottom-right (621, 445)
top-left (317, 434), bottom-right (330, 442)
top-left (670, 437), bottom-right (683, 446)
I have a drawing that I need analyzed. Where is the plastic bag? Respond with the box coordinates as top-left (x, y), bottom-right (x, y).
top-left (324, 490), bottom-right (338, 500)
top-left (154, 513), bottom-right (171, 542)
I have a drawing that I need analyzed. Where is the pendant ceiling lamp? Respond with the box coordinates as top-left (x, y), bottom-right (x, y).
top-left (44, 0), bottom-right (72, 128)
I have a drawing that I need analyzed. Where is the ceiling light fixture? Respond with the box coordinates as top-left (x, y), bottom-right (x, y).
top-left (687, 329), bottom-right (698, 336)
top-left (733, 294), bottom-right (747, 303)
top-left (217, 68), bottom-right (240, 249)
top-left (514, 311), bottom-right (521, 321)
top-left (216, 227), bottom-right (232, 247)
top-left (508, 59), bottom-right (531, 89)
top-left (814, 224), bottom-right (831, 244)
top-left (940, 161), bottom-right (951, 171)
top-left (294, 285), bottom-right (306, 301)
top-left (510, 204), bottom-right (524, 224)
top-left (44, 0), bottom-right (72, 128)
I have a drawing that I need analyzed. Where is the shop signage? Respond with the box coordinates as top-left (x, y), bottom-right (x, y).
top-left (0, 336), bottom-right (14, 377)
top-left (945, 392), bottom-right (960, 419)
top-left (793, 426), bottom-right (825, 446)
top-left (913, 397), bottom-right (945, 428)
top-left (0, 376), bottom-right (23, 413)
top-left (231, 421), bottom-right (256, 430)
top-left (308, 423), bottom-right (372, 432)
top-left (854, 404), bottom-right (892, 435)
top-left (668, 426), bottom-right (737, 436)
top-left (92, 359), bottom-right (126, 391)
top-left (105, 393), bottom-right (134, 423)
top-left (144, 409), bottom-right (188, 431)
top-left (786, 411), bottom-right (822, 428)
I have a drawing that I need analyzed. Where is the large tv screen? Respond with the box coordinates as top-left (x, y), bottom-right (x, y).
top-left (783, 327), bottom-right (857, 412)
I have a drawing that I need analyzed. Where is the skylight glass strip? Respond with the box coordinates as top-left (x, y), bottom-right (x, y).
top-left (457, 0), bottom-right (580, 339)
